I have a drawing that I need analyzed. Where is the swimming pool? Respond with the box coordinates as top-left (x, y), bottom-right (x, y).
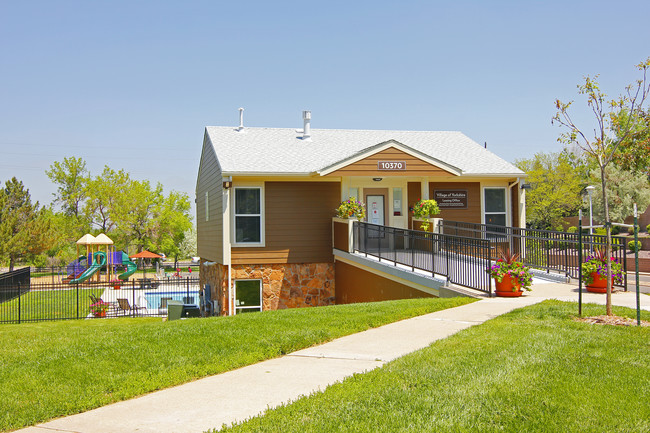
top-left (145, 291), bottom-right (199, 309)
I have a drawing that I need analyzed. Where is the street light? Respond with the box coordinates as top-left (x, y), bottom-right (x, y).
top-left (585, 185), bottom-right (596, 235)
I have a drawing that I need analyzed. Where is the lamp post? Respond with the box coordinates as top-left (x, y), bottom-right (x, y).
top-left (585, 185), bottom-right (595, 234)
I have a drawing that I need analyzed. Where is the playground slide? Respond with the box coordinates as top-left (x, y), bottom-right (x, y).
top-left (64, 255), bottom-right (88, 282)
top-left (118, 251), bottom-right (137, 280)
top-left (70, 251), bottom-right (107, 284)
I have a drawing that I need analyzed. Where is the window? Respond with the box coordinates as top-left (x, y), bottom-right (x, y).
top-left (234, 280), bottom-right (262, 314)
top-left (484, 187), bottom-right (507, 227)
top-left (205, 191), bottom-right (209, 222)
top-left (234, 187), bottom-right (262, 244)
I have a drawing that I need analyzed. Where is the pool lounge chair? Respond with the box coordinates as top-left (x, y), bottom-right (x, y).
top-left (116, 298), bottom-right (146, 316)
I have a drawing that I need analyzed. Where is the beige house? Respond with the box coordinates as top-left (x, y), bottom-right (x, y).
top-left (196, 111), bottom-right (526, 315)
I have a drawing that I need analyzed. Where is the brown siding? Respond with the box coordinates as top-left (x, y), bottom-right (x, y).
top-left (196, 133), bottom-right (223, 263)
top-left (407, 181), bottom-right (422, 229)
top-left (335, 261), bottom-right (434, 304)
top-left (429, 182), bottom-right (481, 224)
top-left (511, 186), bottom-right (520, 228)
top-left (326, 147), bottom-right (456, 177)
top-left (232, 181), bottom-right (341, 264)
top-left (333, 221), bottom-right (349, 252)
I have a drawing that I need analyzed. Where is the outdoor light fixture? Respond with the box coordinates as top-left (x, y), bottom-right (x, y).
top-left (521, 183), bottom-right (532, 190)
top-left (373, 178), bottom-right (383, 182)
top-left (223, 180), bottom-right (232, 189)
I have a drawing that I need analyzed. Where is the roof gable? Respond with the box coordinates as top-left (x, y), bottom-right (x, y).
top-left (319, 140), bottom-right (461, 177)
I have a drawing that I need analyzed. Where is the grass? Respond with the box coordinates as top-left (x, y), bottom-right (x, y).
top-left (0, 287), bottom-right (104, 322)
top-left (0, 296), bottom-right (474, 432)
top-left (218, 301), bottom-right (650, 433)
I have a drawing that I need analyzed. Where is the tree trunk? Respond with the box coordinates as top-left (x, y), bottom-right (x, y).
top-left (8, 256), bottom-right (15, 272)
top-left (600, 166), bottom-right (613, 316)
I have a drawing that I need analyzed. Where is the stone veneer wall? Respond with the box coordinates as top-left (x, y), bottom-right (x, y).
top-left (199, 260), bottom-right (335, 315)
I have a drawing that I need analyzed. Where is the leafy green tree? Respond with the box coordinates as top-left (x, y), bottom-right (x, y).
top-left (0, 178), bottom-right (50, 271)
top-left (113, 179), bottom-right (164, 251)
top-left (588, 165), bottom-right (650, 224)
top-left (155, 192), bottom-right (193, 266)
top-left (45, 157), bottom-right (89, 217)
top-left (515, 152), bottom-right (585, 230)
top-left (553, 58), bottom-right (650, 315)
top-left (83, 166), bottom-right (131, 233)
top-left (613, 109), bottom-right (650, 177)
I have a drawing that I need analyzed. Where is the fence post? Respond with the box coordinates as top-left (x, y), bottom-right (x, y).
top-left (76, 282), bottom-right (80, 319)
top-left (17, 282), bottom-right (21, 324)
top-left (578, 212), bottom-right (583, 316)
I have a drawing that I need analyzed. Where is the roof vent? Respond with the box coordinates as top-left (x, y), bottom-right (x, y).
top-left (236, 107), bottom-right (245, 132)
top-left (302, 110), bottom-right (311, 141)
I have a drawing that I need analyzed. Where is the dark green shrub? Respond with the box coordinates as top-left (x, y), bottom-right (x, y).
top-left (611, 225), bottom-right (621, 235)
top-left (567, 226), bottom-right (578, 233)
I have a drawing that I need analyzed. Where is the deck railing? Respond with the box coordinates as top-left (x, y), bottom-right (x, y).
top-left (439, 220), bottom-right (628, 288)
top-left (352, 221), bottom-right (493, 293)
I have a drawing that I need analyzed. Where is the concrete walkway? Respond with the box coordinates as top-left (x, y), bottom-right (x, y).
top-left (16, 281), bottom-right (650, 433)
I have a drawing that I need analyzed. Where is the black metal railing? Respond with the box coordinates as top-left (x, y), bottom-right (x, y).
top-left (352, 221), bottom-right (493, 293)
top-left (0, 267), bottom-right (31, 304)
top-left (440, 220), bottom-right (628, 288)
top-left (0, 276), bottom-right (200, 324)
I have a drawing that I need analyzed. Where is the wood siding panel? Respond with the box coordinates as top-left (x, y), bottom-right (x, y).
top-left (429, 182), bottom-right (481, 224)
top-left (407, 181), bottom-right (422, 230)
top-left (232, 181), bottom-right (341, 264)
top-left (327, 147), bottom-right (456, 177)
top-left (511, 186), bottom-right (520, 228)
top-left (196, 133), bottom-right (223, 263)
top-left (335, 261), bottom-right (434, 304)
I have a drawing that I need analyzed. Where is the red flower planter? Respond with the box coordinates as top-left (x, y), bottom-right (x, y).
top-left (586, 273), bottom-right (612, 293)
top-left (93, 311), bottom-right (106, 318)
top-left (494, 274), bottom-right (523, 297)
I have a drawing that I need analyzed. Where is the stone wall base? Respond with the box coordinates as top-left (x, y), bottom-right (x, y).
top-left (199, 261), bottom-right (335, 316)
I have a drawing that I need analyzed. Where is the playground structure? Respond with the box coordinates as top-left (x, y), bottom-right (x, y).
top-left (65, 234), bottom-right (137, 284)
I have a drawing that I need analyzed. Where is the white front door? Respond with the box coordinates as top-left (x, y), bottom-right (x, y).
top-left (367, 195), bottom-right (385, 226)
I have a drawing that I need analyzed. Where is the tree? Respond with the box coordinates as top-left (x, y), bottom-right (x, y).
top-left (155, 191), bottom-right (193, 267)
top-left (83, 166), bottom-right (131, 233)
top-left (613, 109), bottom-right (650, 177)
top-left (0, 178), bottom-right (50, 271)
top-left (588, 165), bottom-right (650, 224)
top-left (515, 151), bottom-right (585, 230)
top-left (46, 157), bottom-right (88, 217)
top-left (553, 58), bottom-right (650, 315)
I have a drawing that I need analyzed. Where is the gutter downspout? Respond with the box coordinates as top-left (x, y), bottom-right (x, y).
top-left (224, 181), bottom-right (233, 316)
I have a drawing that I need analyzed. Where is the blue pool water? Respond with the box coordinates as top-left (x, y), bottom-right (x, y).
top-left (145, 291), bottom-right (199, 309)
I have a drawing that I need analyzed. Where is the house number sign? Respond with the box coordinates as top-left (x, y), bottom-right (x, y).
top-left (377, 161), bottom-right (406, 171)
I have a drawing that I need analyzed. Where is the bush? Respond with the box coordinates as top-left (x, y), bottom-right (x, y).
top-left (594, 227), bottom-right (607, 236)
top-left (611, 225), bottom-right (621, 235)
top-left (567, 226), bottom-right (578, 234)
top-left (628, 226), bottom-right (636, 235)
top-left (628, 240), bottom-right (642, 253)
top-left (647, 223), bottom-right (650, 233)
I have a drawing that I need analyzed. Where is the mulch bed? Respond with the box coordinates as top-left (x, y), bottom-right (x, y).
top-left (575, 315), bottom-right (649, 327)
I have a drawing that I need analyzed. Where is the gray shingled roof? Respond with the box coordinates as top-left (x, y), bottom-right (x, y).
top-left (205, 126), bottom-right (524, 176)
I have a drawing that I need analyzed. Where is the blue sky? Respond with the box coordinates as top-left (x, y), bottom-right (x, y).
top-left (1, 0), bottom-right (649, 212)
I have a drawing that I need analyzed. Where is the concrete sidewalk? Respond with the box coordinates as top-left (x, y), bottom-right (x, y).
top-left (15, 282), bottom-right (650, 433)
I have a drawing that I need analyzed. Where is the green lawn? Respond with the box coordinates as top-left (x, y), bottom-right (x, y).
top-left (0, 287), bottom-right (104, 322)
top-left (218, 301), bottom-right (650, 433)
top-left (0, 296), bottom-right (474, 432)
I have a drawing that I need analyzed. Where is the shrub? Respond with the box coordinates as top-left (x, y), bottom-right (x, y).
top-left (628, 226), bottom-right (636, 235)
top-left (647, 223), bottom-right (650, 233)
top-left (628, 240), bottom-right (642, 253)
top-left (611, 225), bottom-right (621, 235)
top-left (567, 226), bottom-right (578, 233)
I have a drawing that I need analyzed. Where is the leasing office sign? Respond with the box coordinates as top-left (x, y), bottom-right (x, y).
top-left (434, 190), bottom-right (468, 209)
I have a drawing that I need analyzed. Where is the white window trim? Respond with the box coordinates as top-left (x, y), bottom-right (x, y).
top-left (482, 186), bottom-right (509, 226)
top-left (234, 279), bottom-right (263, 314)
top-left (231, 184), bottom-right (265, 247)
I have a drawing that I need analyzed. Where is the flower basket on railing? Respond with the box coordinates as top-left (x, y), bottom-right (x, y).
top-left (412, 199), bottom-right (440, 231)
top-left (336, 198), bottom-right (366, 221)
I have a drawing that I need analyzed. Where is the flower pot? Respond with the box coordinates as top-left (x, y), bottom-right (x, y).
top-left (93, 311), bottom-right (106, 318)
top-left (113, 284), bottom-right (121, 290)
top-left (586, 273), bottom-right (612, 293)
top-left (494, 274), bottom-right (523, 297)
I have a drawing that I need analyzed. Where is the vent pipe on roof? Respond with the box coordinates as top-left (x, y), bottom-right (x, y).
top-left (237, 107), bottom-right (244, 132)
top-left (302, 110), bottom-right (311, 141)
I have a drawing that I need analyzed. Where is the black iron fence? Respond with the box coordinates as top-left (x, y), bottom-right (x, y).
top-left (353, 221), bottom-right (493, 293)
top-left (0, 267), bottom-right (31, 303)
top-left (439, 220), bottom-right (628, 288)
top-left (25, 263), bottom-right (199, 280)
top-left (0, 276), bottom-right (200, 324)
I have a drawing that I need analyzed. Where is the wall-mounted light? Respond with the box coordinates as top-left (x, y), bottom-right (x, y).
top-left (223, 181), bottom-right (232, 189)
top-left (521, 183), bottom-right (532, 190)
top-left (372, 178), bottom-right (382, 182)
